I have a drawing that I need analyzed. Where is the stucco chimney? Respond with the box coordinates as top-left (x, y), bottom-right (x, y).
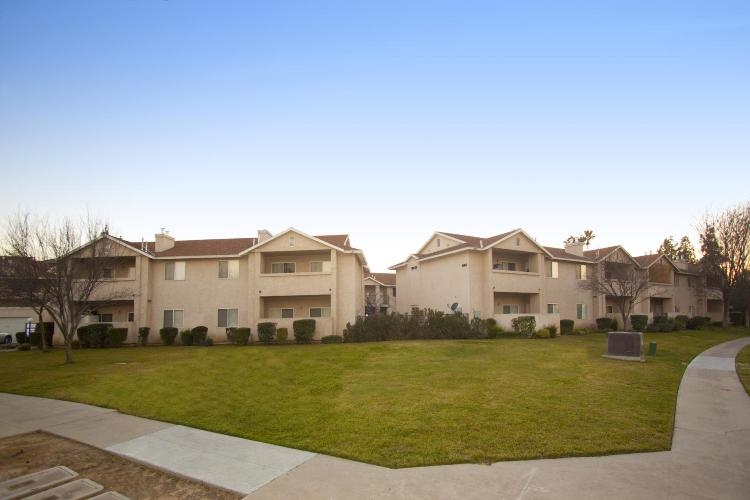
top-left (564, 241), bottom-right (585, 256)
top-left (154, 229), bottom-right (175, 252)
top-left (257, 229), bottom-right (272, 243)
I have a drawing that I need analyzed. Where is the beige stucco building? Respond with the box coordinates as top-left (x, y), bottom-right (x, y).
top-left (364, 272), bottom-right (397, 315)
top-left (390, 229), bottom-right (723, 330)
top-left (2, 229), bottom-right (367, 343)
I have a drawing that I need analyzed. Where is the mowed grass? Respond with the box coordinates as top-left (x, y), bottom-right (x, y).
top-left (736, 344), bottom-right (750, 396)
top-left (0, 328), bottom-right (746, 468)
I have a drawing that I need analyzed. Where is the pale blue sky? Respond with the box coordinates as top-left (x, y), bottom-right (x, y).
top-left (1, 1), bottom-right (748, 270)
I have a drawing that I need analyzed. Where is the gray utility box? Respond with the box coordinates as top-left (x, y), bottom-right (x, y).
top-left (603, 331), bottom-right (645, 362)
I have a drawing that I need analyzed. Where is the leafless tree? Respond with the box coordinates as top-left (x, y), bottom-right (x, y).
top-left (698, 202), bottom-right (750, 326)
top-left (2, 212), bottom-right (129, 363)
top-left (579, 252), bottom-right (664, 330)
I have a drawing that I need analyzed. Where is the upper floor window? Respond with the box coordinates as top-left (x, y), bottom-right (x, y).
top-left (271, 262), bottom-right (296, 273)
top-left (392, 287), bottom-right (396, 297)
top-left (494, 262), bottom-right (517, 271)
top-left (309, 261), bottom-right (331, 272)
top-left (218, 260), bottom-right (239, 279)
top-left (437, 238), bottom-right (441, 248)
top-left (547, 303), bottom-right (559, 314)
top-left (310, 307), bottom-right (330, 318)
top-left (502, 304), bottom-right (519, 314)
top-left (165, 261), bottom-right (186, 280)
top-left (102, 267), bottom-right (114, 279)
top-left (98, 313), bottom-right (113, 323)
top-left (576, 264), bottom-right (587, 280)
top-left (289, 235), bottom-right (295, 247)
top-left (546, 261), bottom-right (558, 278)
top-left (410, 265), bottom-right (418, 271)
top-left (127, 312), bottom-right (135, 322)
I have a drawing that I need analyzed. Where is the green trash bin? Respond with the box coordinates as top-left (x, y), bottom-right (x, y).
top-left (648, 342), bottom-right (657, 356)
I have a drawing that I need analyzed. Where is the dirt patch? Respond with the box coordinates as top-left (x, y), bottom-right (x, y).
top-left (0, 431), bottom-right (240, 499)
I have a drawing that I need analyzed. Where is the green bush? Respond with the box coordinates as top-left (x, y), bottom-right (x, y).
top-left (15, 332), bottom-right (27, 344)
top-left (138, 327), bottom-right (150, 346)
top-left (673, 315), bottom-right (689, 331)
top-left (71, 339), bottom-right (81, 349)
top-left (88, 323), bottom-right (112, 348)
top-left (560, 319), bottom-right (574, 335)
top-left (225, 327), bottom-right (236, 343)
top-left (191, 326), bottom-right (208, 345)
top-left (596, 317), bottom-right (612, 330)
top-left (321, 335), bottom-right (343, 343)
top-left (711, 321), bottom-right (723, 327)
top-left (545, 324), bottom-right (558, 338)
top-left (76, 325), bottom-right (90, 348)
top-left (487, 325), bottom-right (504, 339)
top-left (630, 315), bottom-right (648, 332)
top-left (108, 328), bottom-right (128, 347)
top-left (658, 320), bottom-right (675, 332)
top-left (180, 329), bottom-right (194, 346)
top-left (645, 323), bottom-right (660, 333)
top-left (29, 322), bottom-right (55, 348)
top-left (276, 327), bottom-right (289, 343)
top-left (342, 309), bottom-right (491, 343)
top-left (535, 328), bottom-right (551, 339)
top-left (160, 327), bottom-right (178, 345)
top-left (234, 327), bottom-right (252, 345)
top-left (293, 319), bottom-right (316, 343)
top-left (18, 343), bottom-right (31, 351)
top-left (573, 327), bottom-right (594, 335)
top-left (202, 337), bottom-right (214, 346)
top-left (257, 322), bottom-right (276, 344)
top-left (511, 316), bottom-right (536, 338)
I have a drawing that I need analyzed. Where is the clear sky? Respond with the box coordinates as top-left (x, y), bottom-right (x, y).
top-left (1, 1), bottom-right (748, 271)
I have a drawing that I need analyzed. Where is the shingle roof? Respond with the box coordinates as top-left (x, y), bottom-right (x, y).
top-left (417, 242), bottom-right (475, 259)
top-left (583, 245), bottom-right (621, 260)
top-left (366, 272), bottom-right (396, 286)
top-left (316, 234), bottom-right (353, 250)
top-left (633, 254), bottom-right (662, 268)
top-left (437, 230), bottom-right (518, 249)
top-left (543, 246), bottom-right (594, 263)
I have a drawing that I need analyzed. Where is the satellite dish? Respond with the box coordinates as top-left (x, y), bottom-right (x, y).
top-left (450, 303), bottom-right (458, 312)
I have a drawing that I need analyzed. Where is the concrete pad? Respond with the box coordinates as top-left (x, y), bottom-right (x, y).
top-left (0, 466), bottom-right (78, 500)
top-left (46, 411), bottom-right (172, 448)
top-left (22, 478), bottom-right (103, 500)
top-left (89, 492), bottom-right (130, 500)
top-left (107, 425), bottom-right (315, 495)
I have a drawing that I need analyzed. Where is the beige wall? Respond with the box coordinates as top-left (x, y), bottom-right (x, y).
top-left (542, 261), bottom-right (596, 326)
top-left (420, 234), bottom-right (463, 255)
top-left (395, 251), bottom-right (473, 315)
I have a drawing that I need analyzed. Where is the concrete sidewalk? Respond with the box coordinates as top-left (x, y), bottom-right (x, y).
top-left (2, 337), bottom-right (750, 499)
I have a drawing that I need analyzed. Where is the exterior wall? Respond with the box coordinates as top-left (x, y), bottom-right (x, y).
top-left (542, 261), bottom-right (596, 327)
top-left (395, 251), bottom-right (473, 315)
top-left (420, 234), bottom-right (463, 255)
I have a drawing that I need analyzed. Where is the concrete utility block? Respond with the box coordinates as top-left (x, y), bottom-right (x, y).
top-left (0, 466), bottom-right (78, 500)
top-left (603, 331), bottom-right (645, 362)
top-left (22, 479), bottom-right (103, 500)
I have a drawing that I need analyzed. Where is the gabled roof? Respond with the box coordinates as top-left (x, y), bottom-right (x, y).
top-left (634, 254), bottom-right (663, 268)
top-left (316, 234), bottom-right (354, 250)
top-left (543, 246), bottom-right (594, 263)
top-left (365, 272), bottom-right (396, 286)
top-left (583, 245), bottom-right (621, 261)
top-left (152, 238), bottom-right (257, 257)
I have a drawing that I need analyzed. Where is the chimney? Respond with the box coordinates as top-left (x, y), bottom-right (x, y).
top-left (257, 229), bottom-right (272, 243)
top-left (155, 228), bottom-right (175, 252)
top-left (564, 240), bottom-right (585, 256)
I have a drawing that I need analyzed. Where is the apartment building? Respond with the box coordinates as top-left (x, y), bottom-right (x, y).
top-left (364, 272), bottom-right (396, 315)
top-left (0, 228), bottom-right (368, 343)
top-left (390, 229), bottom-right (723, 329)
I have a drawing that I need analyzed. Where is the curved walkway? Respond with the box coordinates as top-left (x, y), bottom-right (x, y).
top-left (2, 338), bottom-right (750, 499)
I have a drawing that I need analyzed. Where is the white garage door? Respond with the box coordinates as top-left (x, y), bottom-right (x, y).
top-left (0, 317), bottom-right (28, 334)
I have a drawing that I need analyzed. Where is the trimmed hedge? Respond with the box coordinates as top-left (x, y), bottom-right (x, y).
top-left (321, 335), bottom-right (343, 344)
top-left (77, 325), bottom-right (90, 348)
top-left (29, 322), bottom-right (55, 348)
top-left (257, 322), bottom-right (276, 344)
top-left (88, 323), bottom-right (112, 348)
top-left (180, 329), bottom-right (194, 346)
top-left (546, 324), bottom-right (558, 338)
top-left (630, 315), bottom-right (648, 332)
top-left (234, 327), bottom-right (252, 345)
top-left (191, 326), bottom-right (208, 345)
top-left (276, 327), bottom-right (289, 343)
top-left (160, 327), bottom-right (178, 345)
top-left (15, 332), bottom-right (28, 344)
top-left (293, 319), bottom-right (316, 343)
top-left (560, 319), bottom-right (574, 335)
top-left (108, 328), bottom-right (128, 347)
top-left (596, 317), bottom-right (615, 331)
top-left (673, 315), bottom-right (689, 331)
top-left (511, 316), bottom-right (536, 338)
top-left (138, 327), bottom-right (150, 346)
top-left (342, 309), bottom-right (494, 343)
top-left (535, 328), bottom-right (551, 339)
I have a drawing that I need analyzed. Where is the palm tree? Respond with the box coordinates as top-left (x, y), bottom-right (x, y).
top-left (581, 230), bottom-right (595, 248)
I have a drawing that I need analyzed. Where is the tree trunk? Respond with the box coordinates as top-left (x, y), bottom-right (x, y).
top-left (621, 312), bottom-right (628, 332)
top-left (745, 307), bottom-right (749, 328)
top-left (723, 290), bottom-right (730, 327)
top-left (38, 310), bottom-right (49, 352)
top-left (64, 337), bottom-right (73, 364)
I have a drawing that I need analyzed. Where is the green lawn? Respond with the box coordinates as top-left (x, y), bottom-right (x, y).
top-left (736, 344), bottom-right (750, 396)
top-left (0, 328), bottom-right (746, 468)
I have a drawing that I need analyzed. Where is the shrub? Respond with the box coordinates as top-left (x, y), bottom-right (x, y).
top-left (711, 321), bottom-right (723, 327)
top-left (234, 327), bottom-right (252, 345)
top-left (535, 328), bottom-right (551, 339)
top-left (257, 322), bottom-right (276, 344)
top-left (276, 327), bottom-right (289, 343)
top-left (511, 316), bottom-right (536, 338)
top-left (18, 343), bottom-right (31, 351)
top-left (321, 335), bottom-right (343, 343)
top-left (686, 316), bottom-right (708, 330)
top-left (573, 327), bottom-right (594, 335)
top-left (673, 315), bottom-right (689, 331)
top-left (108, 328), bottom-right (128, 347)
top-left (15, 332), bottom-right (28, 344)
top-left (180, 329), bottom-right (194, 346)
top-left (545, 324), bottom-right (558, 338)
top-left (596, 317), bottom-right (613, 331)
top-left (72, 339), bottom-right (81, 349)
top-left (160, 327), bottom-right (178, 345)
top-left (342, 309), bottom-right (491, 343)
top-left (293, 319), bottom-right (316, 343)
top-left (191, 326), bottom-right (208, 345)
top-left (610, 318), bottom-right (618, 331)
top-left (487, 325), bottom-right (504, 339)
top-left (486, 318), bottom-right (497, 328)
top-left (76, 325), bottom-right (90, 348)
top-left (202, 337), bottom-right (214, 346)
top-left (658, 320), bottom-right (675, 332)
top-left (560, 319), bottom-right (574, 335)
top-left (645, 323), bottom-right (660, 333)
top-left (225, 327), bottom-right (236, 343)
top-left (630, 315), bottom-right (648, 332)
top-left (138, 327), bottom-right (150, 346)
top-left (88, 323), bottom-right (112, 348)
top-left (29, 322), bottom-right (55, 348)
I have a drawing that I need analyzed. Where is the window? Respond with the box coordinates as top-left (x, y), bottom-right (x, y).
top-left (218, 260), bottom-right (239, 279)
top-left (410, 265), bottom-right (418, 271)
top-left (165, 261), bottom-right (186, 280)
top-left (218, 308), bottom-right (238, 328)
top-left (494, 262), bottom-right (517, 271)
top-left (127, 312), bottom-right (134, 322)
top-left (98, 313), bottom-right (113, 323)
top-left (461, 263), bottom-right (467, 268)
top-left (502, 304), bottom-right (519, 314)
top-left (102, 268), bottom-right (114, 279)
top-left (576, 264), bottom-right (587, 280)
top-left (516, 237), bottom-right (520, 246)
top-left (674, 303), bottom-right (680, 313)
top-left (546, 261), bottom-right (559, 278)
top-left (606, 305), bottom-right (614, 314)
top-left (576, 303), bottom-right (588, 320)
top-left (309, 261), bottom-right (330, 272)
top-left (689, 305), bottom-right (696, 315)
top-left (163, 309), bottom-right (184, 328)
top-left (547, 303), bottom-right (559, 314)
top-left (437, 238), bottom-right (441, 248)
top-left (289, 235), bottom-right (295, 247)
top-left (309, 307), bottom-right (330, 318)
top-left (281, 308), bottom-right (294, 318)
top-left (411, 306), bottom-right (420, 315)
top-left (271, 262), bottom-right (296, 273)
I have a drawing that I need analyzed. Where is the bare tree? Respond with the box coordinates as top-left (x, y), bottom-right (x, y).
top-left (579, 252), bottom-right (663, 330)
top-left (698, 202), bottom-right (750, 326)
top-left (2, 212), bottom-right (128, 363)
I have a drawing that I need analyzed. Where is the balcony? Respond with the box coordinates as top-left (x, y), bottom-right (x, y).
top-left (257, 272), bottom-right (333, 296)
top-left (491, 271), bottom-right (542, 294)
